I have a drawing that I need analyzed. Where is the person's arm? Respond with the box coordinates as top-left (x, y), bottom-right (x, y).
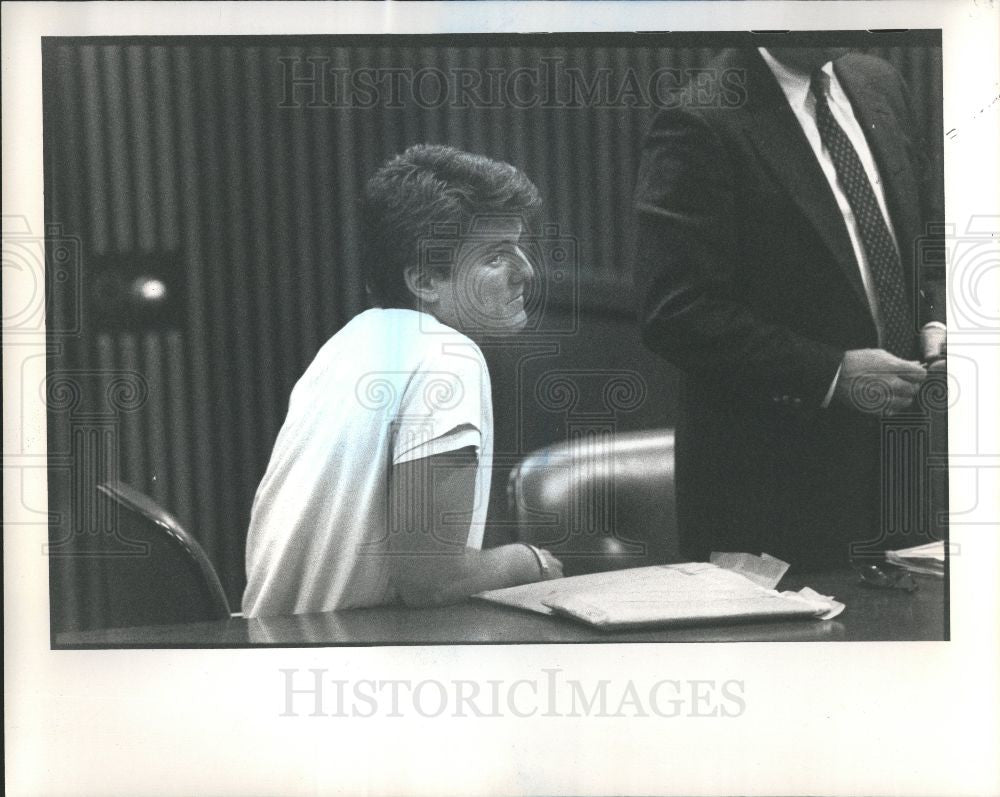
top-left (635, 107), bottom-right (925, 413)
top-left (635, 108), bottom-right (843, 409)
top-left (388, 446), bottom-right (562, 607)
top-left (894, 68), bottom-right (947, 372)
top-left (887, 64), bottom-right (946, 332)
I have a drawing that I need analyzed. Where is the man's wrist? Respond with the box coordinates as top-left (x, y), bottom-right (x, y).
top-left (920, 323), bottom-right (947, 364)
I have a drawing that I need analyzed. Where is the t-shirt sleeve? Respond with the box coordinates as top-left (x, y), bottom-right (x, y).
top-left (391, 346), bottom-right (487, 466)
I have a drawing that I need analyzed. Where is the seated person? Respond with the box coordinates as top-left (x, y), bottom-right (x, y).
top-left (242, 144), bottom-right (563, 618)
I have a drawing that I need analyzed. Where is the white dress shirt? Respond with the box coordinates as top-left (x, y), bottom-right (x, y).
top-left (759, 48), bottom-right (933, 405)
top-left (760, 47), bottom-right (898, 336)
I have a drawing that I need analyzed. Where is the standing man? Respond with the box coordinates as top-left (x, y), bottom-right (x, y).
top-left (635, 47), bottom-right (946, 570)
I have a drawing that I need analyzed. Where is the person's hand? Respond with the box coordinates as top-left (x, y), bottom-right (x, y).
top-left (538, 548), bottom-right (564, 580)
top-left (833, 348), bottom-right (927, 415)
top-left (921, 325), bottom-right (947, 373)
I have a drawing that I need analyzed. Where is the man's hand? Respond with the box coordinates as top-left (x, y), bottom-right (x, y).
top-left (921, 324), bottom-right (947, 373)
top-left (833, 348), bottom-right (927, 415)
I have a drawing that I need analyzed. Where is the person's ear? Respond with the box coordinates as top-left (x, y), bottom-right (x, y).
top-left (403, 264), bottom-right (443, 308)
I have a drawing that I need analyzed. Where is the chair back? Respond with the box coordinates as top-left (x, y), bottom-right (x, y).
top-left (507, 429), bottom-right (677, 576)
top-left (91, 481), bottom-right (231, 628)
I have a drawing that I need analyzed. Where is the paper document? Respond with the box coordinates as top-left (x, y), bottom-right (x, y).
top-left (885, 541), bottom-right (946, 576)
top-left (708, 551), bottom-right (790, 588)
top-left (476, 560), bottom-right (844, 631)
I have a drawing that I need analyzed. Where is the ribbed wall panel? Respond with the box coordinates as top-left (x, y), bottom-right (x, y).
top-left (44, 41), bottom-right (942, 629)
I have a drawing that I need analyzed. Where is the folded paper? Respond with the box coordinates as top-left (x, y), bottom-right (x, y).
top-left (885, 541), bottom-right (945, 576)
top-left (476, 559), bottom-right (844, 631)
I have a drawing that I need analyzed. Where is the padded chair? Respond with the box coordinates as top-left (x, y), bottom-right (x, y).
top-left (507, 429), bottom-right (677, 576)
top-left (91, 481), bottom-right (232, 629)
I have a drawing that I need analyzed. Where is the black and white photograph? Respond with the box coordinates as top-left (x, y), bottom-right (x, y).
top-left (4, 2), bottom-right (999, 796)
top-left (42, 29), bottom-right (949, 644)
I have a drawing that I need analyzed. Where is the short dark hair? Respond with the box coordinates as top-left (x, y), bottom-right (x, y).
top-left (362, 144), bottom-right (542, 308)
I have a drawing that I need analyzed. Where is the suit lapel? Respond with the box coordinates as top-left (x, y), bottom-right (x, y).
top-left (732, 51), bottom-right (872, 310)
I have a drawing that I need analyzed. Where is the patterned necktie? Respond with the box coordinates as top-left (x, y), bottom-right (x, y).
top-left (811, 68), bottom-right (913, 358)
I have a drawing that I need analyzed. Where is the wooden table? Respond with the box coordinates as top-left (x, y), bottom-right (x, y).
top-left (54, 569), bottom-right (946, 647)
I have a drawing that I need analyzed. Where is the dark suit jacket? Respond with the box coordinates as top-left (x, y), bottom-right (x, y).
top-left (635, 49), bottom-right (945, 570)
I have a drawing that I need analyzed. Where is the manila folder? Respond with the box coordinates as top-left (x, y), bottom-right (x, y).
top-left (476, 562), bottom-right (838, 630)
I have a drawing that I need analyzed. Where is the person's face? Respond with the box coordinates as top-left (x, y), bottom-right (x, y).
top-left (432, 217), bottom-right (534, 336)
top-left (767, 46), bottom-right (852, 74)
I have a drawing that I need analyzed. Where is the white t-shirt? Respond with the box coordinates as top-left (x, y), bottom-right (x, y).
top-left (242, 308), bottom-right (493, 617)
